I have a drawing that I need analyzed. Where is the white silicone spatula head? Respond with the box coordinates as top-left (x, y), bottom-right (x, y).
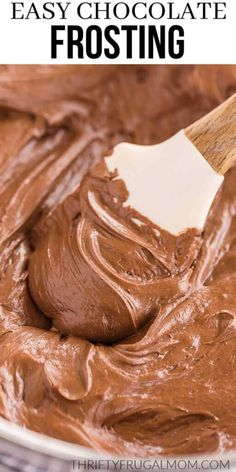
top-left (105, 94), bottom-right (236, 234)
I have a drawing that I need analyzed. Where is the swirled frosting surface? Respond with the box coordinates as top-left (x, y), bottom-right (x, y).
top-left (0, 65), bottom-right (236, 456)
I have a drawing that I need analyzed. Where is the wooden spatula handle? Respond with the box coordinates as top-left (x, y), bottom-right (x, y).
top-left (185, 93), bottom-right (236, 175)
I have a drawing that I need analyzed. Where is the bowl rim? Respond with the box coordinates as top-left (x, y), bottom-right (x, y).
top-left (0, 416), bottom-right (236, 465)
top-left (0, 416), bottom-right (100, 460)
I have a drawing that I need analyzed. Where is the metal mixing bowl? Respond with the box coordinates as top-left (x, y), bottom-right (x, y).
top-left (0, 417), bottom-right (235, 472)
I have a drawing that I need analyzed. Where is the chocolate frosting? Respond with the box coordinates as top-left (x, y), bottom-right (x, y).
top-left (28, 161), bottom-right (201, 343)
top-left (0, 65), bottom-right (236, 456)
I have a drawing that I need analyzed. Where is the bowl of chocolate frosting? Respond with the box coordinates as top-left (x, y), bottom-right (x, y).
top-left (0, 64), bottom-right (236, 470)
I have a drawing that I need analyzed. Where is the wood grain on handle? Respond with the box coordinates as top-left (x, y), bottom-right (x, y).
top-left (185, 93), bottom-right (236, 175)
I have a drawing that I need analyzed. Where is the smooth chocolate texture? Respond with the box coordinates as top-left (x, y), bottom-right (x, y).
top-left (0, 65), bottom-right (236, 456)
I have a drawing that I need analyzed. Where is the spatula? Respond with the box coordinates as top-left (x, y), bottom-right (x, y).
top-left (105, 93), bottom-right (236, 234)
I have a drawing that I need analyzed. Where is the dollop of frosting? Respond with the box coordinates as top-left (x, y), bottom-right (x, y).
top-left (0, 65), bottom-right (236, 457)
top-left (28, 162), bottom-right (201, 343)
top-left (29, 162), bottom-right (201, 343)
